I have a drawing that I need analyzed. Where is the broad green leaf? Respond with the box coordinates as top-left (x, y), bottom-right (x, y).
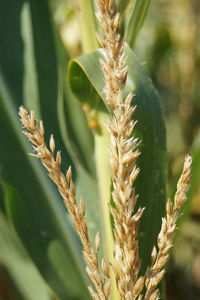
top-left (68, 45), bottom-right (166, 273)
top-left (0, 0), bottom-right (91, 298)
top-left (0, 212), bottom-right (52, 300)
top-left (125, 0), bottom-right (151, 48)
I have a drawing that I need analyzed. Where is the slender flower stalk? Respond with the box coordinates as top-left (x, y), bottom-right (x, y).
top-left (97, 0), bottom-right (145, 298)
top-left (144, 155), bottom-right (192, 300)
top-left (19, 107), bottom-right (110, 300)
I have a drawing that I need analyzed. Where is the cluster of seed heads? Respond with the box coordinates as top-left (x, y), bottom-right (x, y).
top-left (19, 0), bottom-right (192, 299)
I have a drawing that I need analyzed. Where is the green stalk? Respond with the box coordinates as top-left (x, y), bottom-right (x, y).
top-left (94, 113), bottom-right (120, 300)
top-left (125, 0), bottom-right (151, 49)
top-left (76, 0), bottom-right (98, 53)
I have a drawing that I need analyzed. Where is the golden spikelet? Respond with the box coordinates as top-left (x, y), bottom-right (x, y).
top-left (19, 106), bottom-right (110, 300)
top-left (144, 155), bottom-right (192, 300)
top-left (97, 0), bottom-right (144, 298)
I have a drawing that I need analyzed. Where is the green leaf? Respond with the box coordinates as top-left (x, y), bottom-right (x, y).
top-left (0, 212), bottom-right (52, 300)
top-left (68, 45), bottom-right (166, 273)
top-left (0, 0), bottom-right (91, 298)
top-left (125, 0), bottom-right (151, 48)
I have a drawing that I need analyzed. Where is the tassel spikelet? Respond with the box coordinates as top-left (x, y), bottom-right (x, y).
top-left (97, 0), bottom-right (145, 298)
top-left (19, 107), bottom-right (110, 300)
top-left (19, 0), bottom-right (192, 299)
top-left (144, 155), bottom-right (192, 300)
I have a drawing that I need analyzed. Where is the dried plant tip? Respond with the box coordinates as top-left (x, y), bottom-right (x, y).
top-left (21, 130), bottom-right (34, 140)
top-left (104, 279), bottom-right (111, 298)
top-left (39, 120), bottom-right (44, 136)
top-left (55, 151), bottom-right (61, 168)
top-left (166, 199), bottom-right (172, 215)
top-left (132, 276), bottom-right (145, 296)
top-left (19, 105), bottom-right (26, 117)
top-left (151, 246), bottom-right (157, 265)
top-left (49, 135), bottom-right (55, 153)
top-left (154, 270), bottom-right (165, 286)
top-left (101, 258), bottom-right (109, 278)
top-left (79, 197), bottom-right (86, 217)
top-left (28, 152), bottom-right (45, 159)
top-left (66, 166), bottom-right (72, 183)
top-left (148, 289), bottom-right (159, 300)
top-left (184, 154), bottom-right (192, 170)
top-left (95, 231), bottom-right (100, 252)
top-left (113, 13), bottom-right (120, 28)
top-left (175, 154), bottom-right (192, 209)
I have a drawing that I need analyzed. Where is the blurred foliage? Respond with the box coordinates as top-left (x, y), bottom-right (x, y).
top-left (0, 0), bottom-right (200, 299)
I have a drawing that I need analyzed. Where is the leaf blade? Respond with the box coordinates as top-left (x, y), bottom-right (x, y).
top-left (125, 0), bottom-right (151, 48)
top-left (0, 212), bottom-right (52, 300)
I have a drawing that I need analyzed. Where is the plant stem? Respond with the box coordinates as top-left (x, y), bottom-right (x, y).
top-left (76, 0), bottom-right (98, 53)
top-left (94, 112), bottom-right (120, 300)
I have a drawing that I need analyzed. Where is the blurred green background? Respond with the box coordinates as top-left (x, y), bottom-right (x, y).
top-left (0, 0), bottom-right (200, 299)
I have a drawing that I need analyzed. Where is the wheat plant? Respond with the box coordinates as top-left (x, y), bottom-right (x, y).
top-left (17, 1), bottom-right (192, 299)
